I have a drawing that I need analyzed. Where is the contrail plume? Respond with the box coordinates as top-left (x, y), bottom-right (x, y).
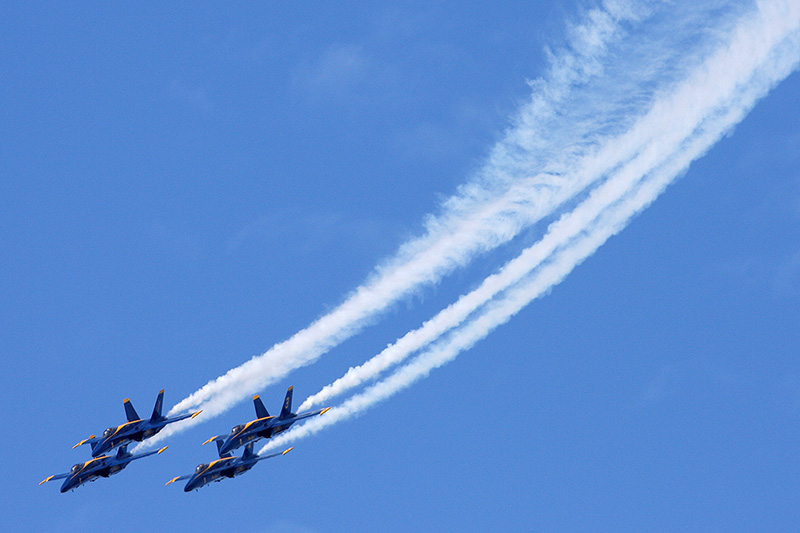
top-left (298, 0), bottom-right (800, 411)
top-left (264, 0), bottom-right (800, 452)
top-left (137, 1), bottom-right (685, 448)
top-left (138, 1), bottom-right (798, 451)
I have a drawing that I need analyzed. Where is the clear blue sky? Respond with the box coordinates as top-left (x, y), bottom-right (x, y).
top-left (3, 2), bottom-right (799, 531)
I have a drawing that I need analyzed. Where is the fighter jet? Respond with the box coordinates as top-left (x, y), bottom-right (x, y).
top-left (207, 386), bottom-right (329, 455)
top-left (73, 389), bottom-right (202, 457)
top-left (40, 444), bottom-right (168, 492)
top-left (166, 439), bottom-right (293, 492)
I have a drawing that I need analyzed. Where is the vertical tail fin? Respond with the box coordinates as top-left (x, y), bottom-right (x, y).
top-left (215, 439), bottom-right (231, 459)
top-left (116, 445), bottom-right (130, 459)
top-left (203, 436), bottom-right (231, 458)
top-left (124, 398), bottom-right (140, 422)
top-left (242, 442), bottom-right (257, 460)
top-left (280, 386), bottom-right (294, 418)
top-left (150, 389), bottom-right (165, 422)
top-left (253, 395), bottom-right (270, 419)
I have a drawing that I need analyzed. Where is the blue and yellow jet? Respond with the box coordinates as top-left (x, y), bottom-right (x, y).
top-left (40, 444), bottom-right (168, 492)
top-left (166, 439), bottom-right (293, 492)
top-left (73, 389), bottom-right (202, 457)
top-left (206, 386), bottom-right (329, 456)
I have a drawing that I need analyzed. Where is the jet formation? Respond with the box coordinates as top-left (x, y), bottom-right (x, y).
top-left (206, 386), bottom-right (330, 456)
top-left (40, 387), bottom-right (329, 492)
top-left (166, 439), bottom-right (293, 491)
top-left (73, 389), bottom-right (202, 457)
top-left (40, 444), bottom-right (169, 493)
top-left (166, 386), bottom-right (328, 491)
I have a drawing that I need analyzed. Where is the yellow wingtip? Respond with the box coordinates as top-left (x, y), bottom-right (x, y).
top-left (191, 410), bottom-right (203, 419)
top-left (157, 446), bottom-right (169, 454)
top-left (202, 436), bottom-right (218, 446)
top-left (288, 385), bottom-right (294, 391)
top-left (159, 389), bottom-right (165, 394)
top-left (123, 398), bottom-right (130, 403)
top-left (253, 394), bottom-right (260, 400)
top-left (283, 447), bottom-right (294, 455)
top-left (39, 476), bottom-right (54, 485)
top-left (319, 407), bottom-right (331, 415)
top-left (166, 477), bottom-right (179, 486)
top-left (72, 435), bottom-right (96, 449)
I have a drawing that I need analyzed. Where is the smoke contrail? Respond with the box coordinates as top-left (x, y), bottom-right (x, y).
top-left (138, 1), bottom-right (798, 451)
top-left (298, 0), bottom-right (800, 411)
top-left (137, 2), bottom-right (694, 448)
top-left (263, 0), bottom-right (800, 452)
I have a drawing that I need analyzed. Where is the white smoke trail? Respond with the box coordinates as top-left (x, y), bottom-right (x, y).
top-left (298, 0), bottom-right (800, 411)
top-left (264, 0), bottom-right (800, 452)
top-left (137, 1), bottom-right (795, 452)
top-left (137, 1), bottom-right (705, 449)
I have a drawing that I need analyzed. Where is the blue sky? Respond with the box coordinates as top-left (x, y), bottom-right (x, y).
top-left (3, 1), bottom-right (800, 531)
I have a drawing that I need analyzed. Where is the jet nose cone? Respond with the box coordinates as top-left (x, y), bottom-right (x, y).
top-left (60, 479), bottom-right (76, 493)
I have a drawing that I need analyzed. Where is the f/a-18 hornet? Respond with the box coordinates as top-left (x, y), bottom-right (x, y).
top-left (206, 386), bottom-right (329, 455)
top-left (166, 438), bottom-right (293, 491)
top-left (74, 389), bottom-right (202, 457)
top-left (40, 444), bottom-right (168, 492)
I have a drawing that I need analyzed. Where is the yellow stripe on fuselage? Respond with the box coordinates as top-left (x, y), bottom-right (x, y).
top-left (74, 456), bottom-right (108, 474)
top-left (109, 419), bottom-right (143, 438)
top-left (196, 457), bottom-right (234, 474)
top-left (209, 457), bottom-right (234, 468)
top-left (237, 416), bottom-right (273, 435)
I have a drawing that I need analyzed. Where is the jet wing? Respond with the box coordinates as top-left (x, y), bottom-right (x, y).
top-left (254, 447), bottom-right (294, 462)
top-left (39, 473), bottom-right (69, 485)
top-left (166, 474), bottom-right (191, 486)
